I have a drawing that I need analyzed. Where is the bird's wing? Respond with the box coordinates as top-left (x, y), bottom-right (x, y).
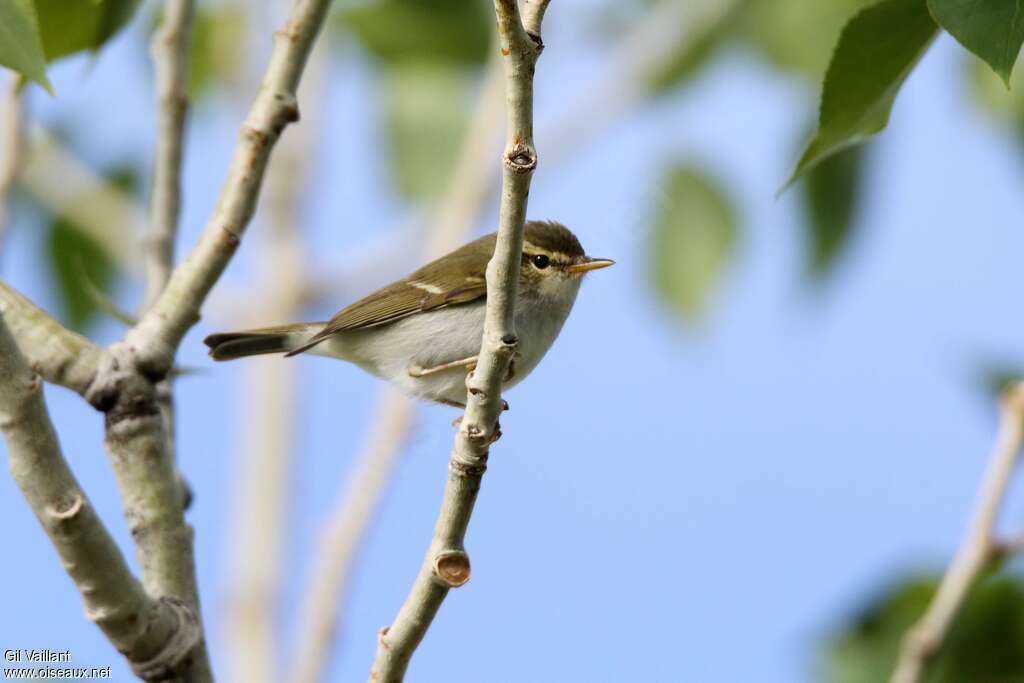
top-left (285, 235), bottom-right (494, 356)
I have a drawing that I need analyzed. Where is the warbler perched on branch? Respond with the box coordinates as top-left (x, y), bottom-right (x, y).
top-left (204, 220), bottom-right (613, 407)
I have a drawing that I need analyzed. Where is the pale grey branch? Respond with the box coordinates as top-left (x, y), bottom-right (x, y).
top-left (146, 0), bottom-right (197, 591)
top-left (73, 3), bottom-right (338, 681)
top-left (288, 51), bottom-right (504, 683)
top-left (125, 0), bottom-right (337, 373)
top-left (0, 280), bottom-right (101, 396)
top-left (145, 0), bottom-right (195, 309)
top-left (0, 312), bottom-right (199, 681)
top-left (890, 382), bottom-right (1024, 683)
top-left (368, 2), bottom-right (550, 680)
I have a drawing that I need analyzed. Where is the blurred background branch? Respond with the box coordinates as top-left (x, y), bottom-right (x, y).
top-left (222, 24), bottom-right (328, 683)
top-left (0, 77), bottom-right (25, 254)
top-left (890, 382), bottom-right (1024, 683)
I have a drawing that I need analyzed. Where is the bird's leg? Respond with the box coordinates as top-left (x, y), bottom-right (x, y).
top-left (408, 355), bottom-right (478, 378)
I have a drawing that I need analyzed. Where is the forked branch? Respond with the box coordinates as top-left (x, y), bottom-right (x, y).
top-left (0, 313), bottom-right (199, 680)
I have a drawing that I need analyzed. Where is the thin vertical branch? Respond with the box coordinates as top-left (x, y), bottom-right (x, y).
top-left (0, 77), bottom-right (25, 253)
top-left (890, 382), bottom-right (1024, 683)
top-left (287, 51), bottom-right (505, 683)
top-left (145, 0), bottom-right (195, 308)
top-left (368, 2), bottom-right (550, 681)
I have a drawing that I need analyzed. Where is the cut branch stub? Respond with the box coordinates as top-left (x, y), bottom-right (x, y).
top-left (433, 550), bottom-right (471, 587)
top-left (505, 145), bottom-right (537, 173)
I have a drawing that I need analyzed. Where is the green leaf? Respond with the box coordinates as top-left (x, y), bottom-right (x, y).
top-left (786, 0), bottom-right (938, 187)
top-left (188, 7), bottom-right (246, 100)
top-left (649, 165), bottom-right (739, 321)
top-left (34, 0), bottom-right (141, 62)
top-left (927, 0), bottom-right (1024, 87)
top-left (44, 166), bottom-right (136, 332)
top-left (966, 55), bottom-right (1024, 153)
top-left (979, 364), bottom-right (1024, 399)
top-left (384, 63), bottom-right (470, 198)
top-left (801, 141), bottom-right (868, 278)
top-left (823, 575), bottom-right (1024, 683)
top-left (0, 0), bottom-right (52, 92)
top-left (47, 216), bottom-right (116, 331)
top-left (737, 0), bottom-right (878, 79)
top-left (338, 0), bottom-right (491, 66)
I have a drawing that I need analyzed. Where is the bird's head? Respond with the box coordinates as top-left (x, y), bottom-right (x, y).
top-left (519, 221), bottom-right (614, 299)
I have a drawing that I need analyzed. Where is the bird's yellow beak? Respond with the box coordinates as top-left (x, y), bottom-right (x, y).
top-left (565, 257), bottom-right (615, 274)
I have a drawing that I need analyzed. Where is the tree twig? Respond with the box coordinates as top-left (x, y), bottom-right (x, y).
top-left (146, 0), bottom-right (196, 553)
top-left (368, 2), bottom-right (550, 680)
top-left (889, 381), bottom-right (1024, 683)
top-left (0, 280), bottom-right (102, 396)
top-left (0, 312), bottom-right (200, 680)
top-left (124, 0), bottom-right (337, 372)
top-left (71, 1), bottom-right (338, 678)
top-left (145, 0), bottom-right (194, 309)
top-left (287, 49), bottom-right (505, 683)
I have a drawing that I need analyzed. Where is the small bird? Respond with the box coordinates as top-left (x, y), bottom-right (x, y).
top-left (204, 221), bottom-right (613, 407)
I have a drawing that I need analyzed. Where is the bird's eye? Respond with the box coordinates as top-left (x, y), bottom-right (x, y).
top-left (531, 254), bottom-right (550, 269)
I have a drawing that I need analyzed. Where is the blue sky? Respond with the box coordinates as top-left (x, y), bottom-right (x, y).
top-left (2, 9), bottom-right (1024, 683)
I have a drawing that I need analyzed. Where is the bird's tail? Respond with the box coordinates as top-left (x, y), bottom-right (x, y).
top-left (204, 323), bottom-right (326, 361)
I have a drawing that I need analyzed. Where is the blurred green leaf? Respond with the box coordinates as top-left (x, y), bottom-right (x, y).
top-left (826, 577), bottom-right (934, 683)
top-left (188, 7), bottom-right (245, 100)
top-left (737, 0), bottom-right (876, 79)
top-left (648, 13), bottom-right (732, 93)
top-left (786, 0), bottom-right (938, 187)
top-left (47, 217), bottom-right (115, 331)
top-left (967, 56), bottom-right (1024, 152)
top-left (0, 0), bottom-right (52, 92)
top-left (384, 63), bottom-right (470, 198)
top-left (649, 164), bottom-right (738, 321)
top-left (824, 575), bottom-right (1024, 683)
top-left (44, 167), bottom-right (136, 332)
top-left (338, 0), bottom-right (491, 66)
top-left (928, 0), bottom-right (1024, 87)
top-left (980, 365), bottom-right (1024, 399)
top-left (35, 0), bottom-right (140, 62)
top-left (801, 141), bottom-right (868, 278)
